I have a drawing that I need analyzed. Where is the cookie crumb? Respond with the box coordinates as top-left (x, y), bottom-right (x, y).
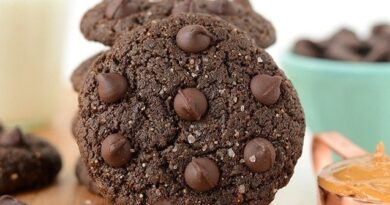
top-left (194, 131), bottom-right (202, 136)
top-left (234, 130), bottom-right (240, 137)
top-left (188, 135), bottom-right (196, 144)
top-left (238, 185), bottom-right (246, 194)
top-left (202, 145), bottom-right (208, 151)
top-left (228, 149), bottom-right (236, 158)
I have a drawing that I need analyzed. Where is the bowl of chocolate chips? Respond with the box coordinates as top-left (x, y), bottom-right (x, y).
top-left (282, 23), bottom-right (390, 151)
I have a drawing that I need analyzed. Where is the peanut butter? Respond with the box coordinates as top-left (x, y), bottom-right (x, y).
top-left (318, 143), bottom-right (390, 203)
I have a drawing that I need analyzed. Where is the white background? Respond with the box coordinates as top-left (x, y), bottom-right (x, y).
top-left (62, 1), bottom-right (389, 204)
top-left (63, 0), bottom-right (390, 82)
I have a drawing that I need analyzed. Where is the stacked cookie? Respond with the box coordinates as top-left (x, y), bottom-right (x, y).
top-left (71, 1), bottom-right (305, 204)
top-left (0, 125), bottom-right (62, 195)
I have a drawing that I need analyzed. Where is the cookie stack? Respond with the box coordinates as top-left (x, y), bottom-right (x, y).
top-left (71, 0), bottom-right (305, 204)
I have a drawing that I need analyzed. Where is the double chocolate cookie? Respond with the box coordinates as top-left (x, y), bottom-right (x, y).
top-left (71, 52), bottom-right (103, 93)
top-left (80, 0), bottom-right (276, 48)
top-left (75, 158), bottom-right (100, 195)
top-left (75, 14), bottom-right (305, 205)
top-left (0, 126), bottom-right (62, 194)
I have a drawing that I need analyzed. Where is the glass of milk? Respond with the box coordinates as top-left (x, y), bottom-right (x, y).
top-left (0, 0), bottom-right (68, 129)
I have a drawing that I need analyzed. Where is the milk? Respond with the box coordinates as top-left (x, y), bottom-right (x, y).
top-left (0, 0), bottom-right (68, 129)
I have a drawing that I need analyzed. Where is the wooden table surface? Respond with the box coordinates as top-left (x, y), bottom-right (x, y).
top-left (14, 89), bottom-right (108, 205)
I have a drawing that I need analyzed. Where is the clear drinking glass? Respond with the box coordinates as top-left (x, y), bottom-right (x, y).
top-left (0, 0), bottom-right (68, 129)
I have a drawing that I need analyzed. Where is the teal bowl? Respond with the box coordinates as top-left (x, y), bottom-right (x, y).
top-left (282, 52), bottom-right (390, 152)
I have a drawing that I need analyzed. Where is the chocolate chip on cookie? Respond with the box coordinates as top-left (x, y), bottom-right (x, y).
top-left (176, 24), bottom-right (212, 53)
top-left (75, 14), bottom-right (305, 205)
top-left (250, 74), bottom-right (283, 106)
top-left (97, 73), bottom-right (128, 103)
top-left (101, 134), bottom-right (133, 167)
top-left (0, 128), bottom-right (24, 147)
top-left (184, 158), bottom-right (220, 192)
top-left (174, 88), bottom-right (208, 122)
top-left (244, 138), bottom-right (276, 172)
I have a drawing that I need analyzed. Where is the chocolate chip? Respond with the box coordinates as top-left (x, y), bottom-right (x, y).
top-left (97, 73), bottom-right (128, 103)
top-left (184, 158), bottom-right (220, 192)
top-left (0, 195), bottom-right (26, 205)
top-left (244, 138), bottom-right (276, 172)
top-left (153, 200), bottom-right (171, 205)
top-left (365, 42), bottom-right (390, 62)
top-left (171, 0), bottom-right (199, 16)
top-left (176, 25), bottom-right (212, 53)
top-left (174, 88), bottom-right (208, 121)
top-left (206, 0), bottom-right (238, 15)
top-left (0, 128), bottom-right (23, 147)
top-left (328, 28), bottom-right (363, 50)
top-left (106, 0), bottom-right (139, 19)
top-left (101, 134), bottom-right (132, 167)
top-left (324, 43), bottom-right (362, 61)
top-left (293, 39), bottom-right (323, 58)
top-left (250, 74), bottom-right (282, 106)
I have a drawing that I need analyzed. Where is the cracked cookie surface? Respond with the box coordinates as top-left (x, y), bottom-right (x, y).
top-left (80, 0), bottom-right (276, 48)
top-left (75, 14), bottom-right (304, 205)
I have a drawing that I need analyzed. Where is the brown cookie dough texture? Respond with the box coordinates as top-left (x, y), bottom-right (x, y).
top-left (80, 0), bottom-right (276, 48)
top-left (75, 14), bottom-right (305, 205)
top-left (71, 52), bottom-right (103, 93)
top-left (75, 158), bottom-right (100, 195)
top-left (0, 126), bottom-right (62, 194)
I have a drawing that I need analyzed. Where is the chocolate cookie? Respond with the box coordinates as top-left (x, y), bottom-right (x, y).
top-left (75, 14), bottom-right (305, 205)
top-left (0, 126), bottom-right (62, 194)
top-left (80, 0), bottom-right (276, 48)
top-left (75, 158), bottom-right (100, 195)
top-left (71, 52), bottom-right (103, 93)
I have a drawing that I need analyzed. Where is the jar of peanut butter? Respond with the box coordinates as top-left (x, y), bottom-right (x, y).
top-left (313, 132), bottom-right (390, 205)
